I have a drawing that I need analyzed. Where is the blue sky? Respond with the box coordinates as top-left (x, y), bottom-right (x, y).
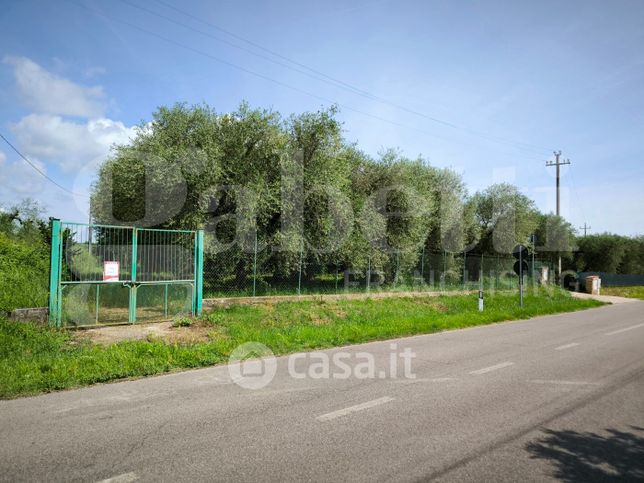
top-left (1, 0), bottom-right (643, 235)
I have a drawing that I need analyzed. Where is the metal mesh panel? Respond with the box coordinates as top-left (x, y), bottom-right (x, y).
top-left (50, 221), bottom-right (202, 327)
top-left (136, 229), bottom-right (195, 282)
top-left (61, 283), bottom-right (130, 327)
top-left (136, 283), bottom-right (193, 322)
top-left (60, 223), bottom-right (133, 283)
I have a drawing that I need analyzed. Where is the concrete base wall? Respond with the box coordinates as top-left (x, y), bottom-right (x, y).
top-left (6, 307), bottom-right (48, 324)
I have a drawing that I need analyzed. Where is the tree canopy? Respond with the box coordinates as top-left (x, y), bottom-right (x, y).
top-left (89, 102), bottom-right (643, 281)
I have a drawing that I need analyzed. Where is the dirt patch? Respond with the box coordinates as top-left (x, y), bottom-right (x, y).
top-left (77, 320), bottom-right (212, 345)
top-left (75, 321), bottom-right (174, 345)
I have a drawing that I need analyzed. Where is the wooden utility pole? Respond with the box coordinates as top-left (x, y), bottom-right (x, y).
top-left (579, 223), bottom-right (591, 237)
top-left (546, 151), bottom-right (571, 280)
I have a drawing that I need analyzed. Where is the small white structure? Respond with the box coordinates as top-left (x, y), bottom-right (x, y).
top-left (585, 275), bottom-right (601, 295)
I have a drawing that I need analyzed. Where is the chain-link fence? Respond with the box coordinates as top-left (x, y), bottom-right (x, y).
top-left (203, 245), bottom-right (554, 299)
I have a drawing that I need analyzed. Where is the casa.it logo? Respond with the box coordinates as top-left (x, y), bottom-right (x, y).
top-left (228, 341), bottom-right (277, 389)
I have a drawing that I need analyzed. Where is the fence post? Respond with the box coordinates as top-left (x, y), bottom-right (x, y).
top-left (48, 219), bottom-right (62, 327)
top-left (297, 242), bottom-right (303, 295)
top-left (129, 228), bottom-right (138, 324)
top-left (420, 245), bottom-right (425, 287)
top-left (366, 254), bottom-right (371, 293)
top-left (443, 250), bottom-right (447, 275)
top-left (195, 229), bottom-right (204, 315)
top-left (164, 284), bottom-right (169, 317)
top-left (394, 251), bottom-right (400, 288)
top-left (480, 253), bottom-right (484, 290)
top-left (95, 284), bottom-right (100, 325)
top-left (463, 250), bottom-right (467, 289)
top-left (253, 231), bottom-right (258, 297)
top-left (335, 263), bottom-right (339, 293)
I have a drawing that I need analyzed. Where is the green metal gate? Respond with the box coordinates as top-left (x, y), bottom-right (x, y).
top-left (48, 220), bottom-right (204, 327)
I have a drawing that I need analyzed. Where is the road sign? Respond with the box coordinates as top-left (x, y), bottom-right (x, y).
top-left (513, 244), bottom-right (529, 308)
top-left (513, 260), bottom-right (528, 277)
top-left (513, 244), bottom-right (528, 260)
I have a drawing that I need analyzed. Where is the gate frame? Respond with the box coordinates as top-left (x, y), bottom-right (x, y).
top-left (48, 220), bottom-right (204, 327)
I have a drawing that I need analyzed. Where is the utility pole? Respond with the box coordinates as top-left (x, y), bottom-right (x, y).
top-left (546, 151), bottom-right (571, 281)
top-left (579, 223), bottom-right (591, 237)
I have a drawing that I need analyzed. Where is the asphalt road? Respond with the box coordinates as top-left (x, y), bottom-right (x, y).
top-left (1, 301), bottom-right (643, 482)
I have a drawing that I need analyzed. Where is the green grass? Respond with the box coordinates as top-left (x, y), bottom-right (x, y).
top-left (0, 233), bottom-right (49, 313)
top-left (600, 286), bottom-right (644, 300)
top-left (0, 288), bottom-right (603, 398)
top-left (204, 276), bottom-right (520, 298)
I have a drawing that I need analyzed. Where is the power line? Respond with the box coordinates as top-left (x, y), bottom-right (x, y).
top-left (151, 0), bottom-right (551, 155)
top-left (120, 0), bottom-right (551, 157)
top-left (545, 150), bottom-right (571, 279)
top-left (70, 0), bottom-right (547, 163)
top-left (0, 132), bottom-right (88, 198)
top-left (579, 222), bottom-right (591, 237)
top-left (545, 150), bottom-right (571, 217)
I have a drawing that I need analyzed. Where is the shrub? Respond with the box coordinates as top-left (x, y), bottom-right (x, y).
top-left (0, 233), bottom-right (49, 313)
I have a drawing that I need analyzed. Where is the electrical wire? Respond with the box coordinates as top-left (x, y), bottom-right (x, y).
top-left (0, 131), bottom-right (88, 198)
top-left (69, 0), bottom-right (547, 163)
top-left (129, 0), bottom-right (552, 156)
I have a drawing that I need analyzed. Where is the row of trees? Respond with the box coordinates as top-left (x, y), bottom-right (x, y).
top-left (87, 103), bottom-right (641, 282)
top-left (574, 234), bottom-right (644, 274)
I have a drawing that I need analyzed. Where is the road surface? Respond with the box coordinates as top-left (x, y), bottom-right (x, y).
top-left (1, 301), bottom-right (643, 482)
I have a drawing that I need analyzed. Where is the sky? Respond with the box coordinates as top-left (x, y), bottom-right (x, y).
top-left (0, 0), bottom-right (643, 235)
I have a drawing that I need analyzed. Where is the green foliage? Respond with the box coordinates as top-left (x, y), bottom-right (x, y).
top-left (91, 102), bottom-right (482, 289)
top-left (470, 183), bottom-right (539, 254)
top-left (535, 214), bottom-right (576, 265)
top-left (0, 200), bottom-right (50, 313)
top-left (0, 290), bottom-right (602, 398)
top-left (87, 101), bottom-right (643, 286)
top-left (173, 316), bottom-right (193, 327)
top-left (574, 234), bottom-right (644, 274)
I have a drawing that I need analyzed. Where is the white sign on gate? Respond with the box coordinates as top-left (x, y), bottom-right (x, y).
top-left (103, 261), bottom-right (120, 282)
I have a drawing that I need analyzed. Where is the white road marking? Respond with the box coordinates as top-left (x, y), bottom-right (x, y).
top-left (529, 379), bottom-right (600, 386)
top-left (555, 342), bottom-right (580, 350)
top-left (316, 396), bottom-right (395, 422)
top-left (392, 377), bottom-right (457, 384)
top-left (469, 361), bottom-right (514, 375)
top-left (605, 323), bottom-right (644, 336)
top-left (96, 473), bottom-right (138, 483)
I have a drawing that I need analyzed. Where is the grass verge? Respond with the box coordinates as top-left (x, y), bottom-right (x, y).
top-left (0, 289), bottom-right (603, 398)
top-left (599, 286), bottom-right (644, 300)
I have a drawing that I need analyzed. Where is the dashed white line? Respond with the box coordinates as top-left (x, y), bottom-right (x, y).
top-left (529, 380), bottom-right (600, 386)
top-left (605, 323), bottom-right (644, 336)
top-left (96, 473), bottom-right (138, 483)
top-left (316, 396), bottom-right (394, 422)
top-left (392, 377), bottom-right (457, 384)
top-left (555, 342), bottom-right (580, 350)
top-left (469, 361), bottom-right (514, 375)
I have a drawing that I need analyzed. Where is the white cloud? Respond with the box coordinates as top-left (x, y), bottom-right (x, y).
top-left (3, 56), bottom-right (106, 118)
top-left (1, 56), bottom-right (136, 221)
top-left (0, 150), bottom-right (46, 196)
top-left (11, 114), bottom-right (137, 172)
